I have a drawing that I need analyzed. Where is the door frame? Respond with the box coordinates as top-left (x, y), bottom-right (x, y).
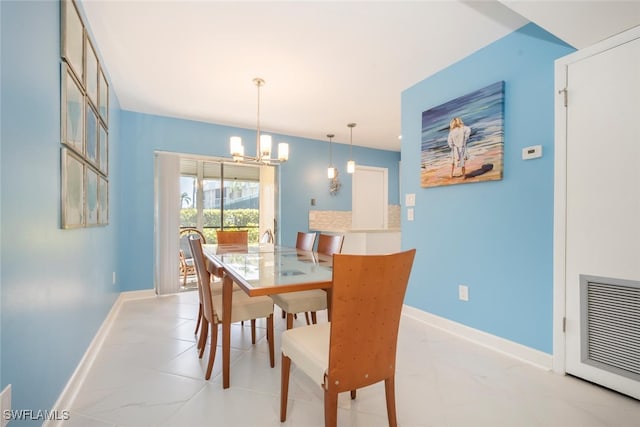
top-left (553, 25), bottom-right (640, 374)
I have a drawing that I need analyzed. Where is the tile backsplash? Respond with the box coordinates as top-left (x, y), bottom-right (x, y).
top-left (309, 205), bottom-right (400, 231)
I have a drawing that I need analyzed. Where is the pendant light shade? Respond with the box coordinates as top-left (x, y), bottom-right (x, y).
top-left (347, 160), bottom-right (355, 174)
top-left (347, 123), bottom-right (356, 174)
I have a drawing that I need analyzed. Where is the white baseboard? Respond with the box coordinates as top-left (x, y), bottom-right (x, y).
top-left (402, 305), bottom-right (553, 370)
top-left (44, 289), bottom-right (156, 427)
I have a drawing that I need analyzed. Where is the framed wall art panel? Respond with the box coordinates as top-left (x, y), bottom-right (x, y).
top-left (61, 64), bottom-right (84, 155)
top-left (61, 148), bottom-right (85, 228)
top-left (98, 67), bottom-right (109, 124)
top-left (98, 175), bottom-right (109, 225)
top-left (99, 122), bottom-right (108, 175)
top-left (61, 0), bottom-right (84, 83)
top-left (86, 102), bottom-right (98, 167)
top-left (86, 166), bottom-right (99, 226)
top-left (85, 35), bottom-right (99, 107)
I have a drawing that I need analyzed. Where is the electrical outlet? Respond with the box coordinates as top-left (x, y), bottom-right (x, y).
top-left (522, 145), bottom-right (542, 160)
top-left (1, 384), bottom-right (11, 427)
top-left (458, 285), bottom-right (469, 301)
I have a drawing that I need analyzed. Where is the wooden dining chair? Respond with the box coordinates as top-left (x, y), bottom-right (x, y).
top-left (182, 228), bottom-right (243, 343)
top-left (280, 249), bottom-right (416, 427)
top-left (316, 233), bottom-right (344, 257)
top-left (189, 235), bottom-right (275, 380)
top-left (276, 231), bottom-right (317, 320)
top-left (216, 229), bottom-right (249, 245)
top-left (194, 263), bottom-right (244, 352)
top-left (271, 233), bottom-right (344, 329)
top-left (260, 229), bottom-right (274, 243)
top-left (179, 228), bottom-right (207, 337)
top-left (179, 228), bottom-right (206, 287)
top-left (295, 231), bottom-right (316, 251)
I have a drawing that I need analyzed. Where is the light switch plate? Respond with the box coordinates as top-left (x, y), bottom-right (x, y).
top-left (458, 285), bottom-right (469, 301)
top-left (405, 193), bottom-right (416, 207)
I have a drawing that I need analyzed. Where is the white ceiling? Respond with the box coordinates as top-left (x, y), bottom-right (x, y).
top-left (80, 1), bottom-right (639, 152)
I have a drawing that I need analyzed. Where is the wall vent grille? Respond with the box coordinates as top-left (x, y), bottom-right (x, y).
top-left (580, 275), bottom-right (640, 381)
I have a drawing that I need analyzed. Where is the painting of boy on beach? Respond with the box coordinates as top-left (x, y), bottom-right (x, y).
top-left (420, 81), bottom-right (504, 188)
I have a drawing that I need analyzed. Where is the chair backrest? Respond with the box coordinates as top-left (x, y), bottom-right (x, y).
top-left (327, 249), bottom-right (416, 393)
top-left (180, 228), bottom-right (206, 258)
top-left (260, 229), bottom-right (274, 243)
top-left (189, 235), bottom-right (215, 323)
top-left (317, 234), bottom-right (344, 256)
top-left (216, 230), bottom-right (248, 245)
top-left (295, 231), bottom-right (316, 251)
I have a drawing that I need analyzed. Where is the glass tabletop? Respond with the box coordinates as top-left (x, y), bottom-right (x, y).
top-left (202, 244), bottom-right (333, 295)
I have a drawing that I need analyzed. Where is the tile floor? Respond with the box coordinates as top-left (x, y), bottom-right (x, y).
top-left (61, 290), bottom-right (640, 427)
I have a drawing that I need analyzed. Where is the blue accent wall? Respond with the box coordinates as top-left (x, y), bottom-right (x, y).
top-left (400, 23), bottom-right (574, 353)
top-left (118, 111), bottom-right (400, 291)
top-left (1, 1), bottom-right (121, 424)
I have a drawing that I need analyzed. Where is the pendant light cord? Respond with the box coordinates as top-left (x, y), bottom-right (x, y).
top-left (254, 78), bottom-right (264, 157)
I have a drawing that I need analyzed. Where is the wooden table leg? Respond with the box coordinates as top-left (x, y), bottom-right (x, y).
top-left (222, 273), bottom-right (233, 389)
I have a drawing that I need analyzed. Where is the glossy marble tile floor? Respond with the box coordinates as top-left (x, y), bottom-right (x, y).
top-left (62, 290), bottom-right (640, 427)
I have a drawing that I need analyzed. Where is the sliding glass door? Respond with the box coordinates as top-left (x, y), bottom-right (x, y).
top-left (180, 158), bottom-right (268, 243)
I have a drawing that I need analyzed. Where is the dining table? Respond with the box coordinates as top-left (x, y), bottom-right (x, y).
top-left (202, 243), bottom-right (334, 388)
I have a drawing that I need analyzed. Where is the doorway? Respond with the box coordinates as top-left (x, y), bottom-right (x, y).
top-left (155, 153), bottom-right (278, 294)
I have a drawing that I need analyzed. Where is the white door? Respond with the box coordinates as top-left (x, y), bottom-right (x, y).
top-left (352, 165), bottom-right (388, 229)
top-left (559, 29), bottom-right (640, 398)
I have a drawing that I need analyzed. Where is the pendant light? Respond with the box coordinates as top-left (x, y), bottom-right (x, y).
top-left (347, 122), bottom-right (356, 174)
top-left (327, 133), bottom-right (336, 179)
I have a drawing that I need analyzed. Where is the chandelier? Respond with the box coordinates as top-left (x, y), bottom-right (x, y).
top-left (229, 78), bottom-right (289, 164)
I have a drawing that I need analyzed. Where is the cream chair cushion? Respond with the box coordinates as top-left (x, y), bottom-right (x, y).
top-left (270, 289), bottom-right (327, 314)
top-left (212, 291), bottom-right (274, 324)
top-left (210, 277), bottom-right (242, 295)
top-left (281, 322), bottom-right (330, 385)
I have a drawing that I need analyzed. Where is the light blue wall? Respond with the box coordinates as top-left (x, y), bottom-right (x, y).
top-left (400, 23), bottom-right (574, 353)
top-left (1, 1), bottom-right (121, 424)
top-left (118, 112), bottom-right (400, 291)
